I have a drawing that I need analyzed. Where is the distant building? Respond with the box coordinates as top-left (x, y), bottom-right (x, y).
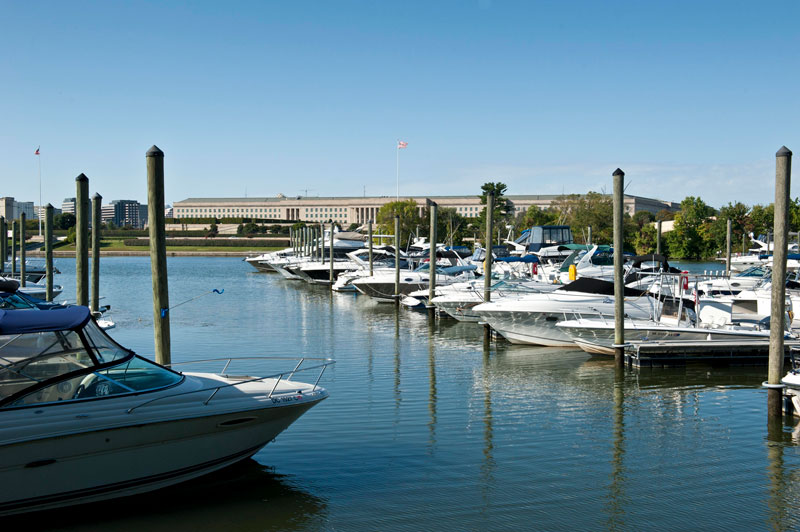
top-left (0, 197), bottom-right (36, 220)
top-left (62, 198), bottom-right (76, 215)
top-left (173, 193), bottom-right (681, 224)
top-left (34, 205), bottom-right (63, 220)
top-left (164, 205), bottom-right (174, 218)
top-left (101, 199), bottom-right (147, 228)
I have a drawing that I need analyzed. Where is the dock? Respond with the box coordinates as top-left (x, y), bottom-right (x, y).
top-left (625, 339), bottom-right (800, 367)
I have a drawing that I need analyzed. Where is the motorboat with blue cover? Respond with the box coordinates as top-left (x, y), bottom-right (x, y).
top-left (0, 306), bottom-right (332, 515)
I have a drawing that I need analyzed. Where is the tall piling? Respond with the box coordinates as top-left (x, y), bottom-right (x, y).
top-left (329, 222), bottom-right (334, 285)
top-left (45, 204), bottom-right (54, 301)
top-left (726, 218), bottom-right (732, 276)
top-left (768, 146), bottom-right (792, 420)
top-left (613, 168), bottom-right (625, 369)
top-left (75, 174), bottom-right (89, 306)
top-left (0, 216), bottom-right (5, 274)
top-left (368, 220), bottom-right (374, 275)
top-left (91, 193), bottom-right (102, 311)
top-left (11, 220), bottom-right (16, 276)
top-left (289, 227), bottom-right (294, 255)
top-left (394, 215), bottom-right (400, 305)
top-left (428, 201), bottom-right (438, 316)
top-left (656, 220), bottom-right (662, 255)
top-left (587, 225), bottom-right (592, 246)
top-left (147, 146), bottom-right (171, 365)
top-left (483, 192), bottom-right (494, 343)
top-left (19, 213), bottom-right (26, 287)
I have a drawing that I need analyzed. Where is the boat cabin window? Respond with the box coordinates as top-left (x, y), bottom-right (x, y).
top-left (0, 294), bottom-right (37, 309)
top-left (8, 356), bottom-right (183, 407)
top-left (0, 330), bottom-right (93, 400)
top-left (82, 319), bottom-right (128, 363)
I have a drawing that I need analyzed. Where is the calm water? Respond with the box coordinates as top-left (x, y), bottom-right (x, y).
top-left (10, 257), bottom-right (800, 531)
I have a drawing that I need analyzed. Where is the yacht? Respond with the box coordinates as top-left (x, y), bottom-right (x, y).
top-left (0, 306), bottom-right (332, 515)
top-left (352, 263), bottom-right (477, 302)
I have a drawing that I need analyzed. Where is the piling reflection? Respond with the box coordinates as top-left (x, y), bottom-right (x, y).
top-left (605, 367), bottom-right (627, 531)
top-left (480, 334), bottom-right (495, 510)
top-left (394, 306), bottom-right (401, 418)
top-left (17, 459), bottom-right (328, 532)
top-left (428, 319), bottom-right (437, 451)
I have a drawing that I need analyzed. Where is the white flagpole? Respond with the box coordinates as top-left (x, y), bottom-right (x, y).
top-left (396, 140), bottom-right (399, 201)
top-left (37, 147), bottom-right (42, 237)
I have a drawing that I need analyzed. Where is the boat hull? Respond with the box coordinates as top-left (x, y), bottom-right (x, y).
top-left (0, 398), bottom-right (323, 516)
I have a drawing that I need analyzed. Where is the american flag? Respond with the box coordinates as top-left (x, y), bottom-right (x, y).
top-left (34, 146), bottom-right (40, 155)
top-left (397, 140), bottom-right (408, 149)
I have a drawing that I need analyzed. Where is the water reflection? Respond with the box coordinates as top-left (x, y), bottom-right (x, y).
top-left (15, 459), bottom-right (327, 532)
top-left (480, 338), bottom-right (495, 512)
top-left (605, 368), bottom-right (627, 531)
top-left (428, 319), bottom-right (437, 452)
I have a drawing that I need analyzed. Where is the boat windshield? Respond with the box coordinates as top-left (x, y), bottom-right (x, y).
top-left (737, 266), bottom-right (769, 278)
top-left (0, 294), bottom-right (37, 309)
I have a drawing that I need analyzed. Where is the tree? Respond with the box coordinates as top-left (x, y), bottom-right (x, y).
top-left (475, 182), bottom-right (512, 246)
top-left (655, 209), bottom-right (675, 222)
top-left (634, 224), bottom-right (658, 255)
top-left (632, 211), bottom-right (655, 229)
top-left (376, 200), bottom-right (421, 247)
top-left (748, 204), bottom-right (774, 238)
top-left (666, 196), bottom-right (715, 259)
top-left (347, 223), bottom-right (359, 232)
top-left (517, 206), bottom-right (560, 232)
top-left (269, 224), bottom-right (282, 235)
top-left (54, 212), bottom-right (76, 230)
top-left (706, 202), bottom-right (748, 254)
top-left (420, 206), bottom-right (466, 246)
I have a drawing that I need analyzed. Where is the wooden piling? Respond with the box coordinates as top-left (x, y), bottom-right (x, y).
top-left (483, 192), bottom-right (494, 342)
top-left (10, 220), bottom-right (16, 276)
top-left (768, 146), bottom-right (792, 420)
top-left (0, 216), bottom-right (5, 274)
top-left (146, 146), bottom-right (171, 365)
top-left (613, 168), bottom-right (625, 369)
top-left (75, 174), bottom-right (89, 306)
top-left (587, 225), bottom-right (592, 246)
top-left (368, 220), bottom-right (373, 276)
top-left (394, 215), bottom-right (400, 305)
top-left (428, 200), bottom-right (438, 315)
top-left (329, 222), bottom-right (334, 285)
top-left (45, 204), bottom-right (53, 301)
top-left (725, 218), bottom-right (732, 275)
top-left (91, 193), bottom-right (102, 311)
top-left (656, 220), bottom-right (662, 255)
top-left (19, 213), bottom-right (26, 287)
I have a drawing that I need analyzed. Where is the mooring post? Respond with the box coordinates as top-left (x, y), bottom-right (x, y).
top-left (726, 218), bottom-right (732, 276)
top-left (587, 225), bottom-right (592, 246)
top-left (613, 168), bottom-right (625, 369)
top-left (45, 204), bottom-right (54, 301)
top-left (10, 220), bottom-right (16, 277)
top-left (19, 213), bottom-right (26, 287)
top-left (483, 191), bottom-right (494, 343)
top-left (329, 222), bottom-right (334, 286)
top-left (0, 216), bottom-right (6, 274)
top-left (428, 200), bottom-right (438, 317)
top-left (289, 227), bottom-right (294, 256)
top-left (656, 220), bottom-right (662, 255)
top-left (368, 220), bottom-right (374, 276)
top-left (75, 173), bottom-right (89, 306)
top-left (147, 146), bottom-right (171, 365)
top-left (768, 146), bottom-right (792, 420)
top-left (394, 215), bottom-right (400, 305)
top-left (91, 193), bottom-right (102, 311)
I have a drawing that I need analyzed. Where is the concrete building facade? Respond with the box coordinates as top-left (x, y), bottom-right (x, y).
top-left (173, 193), bottom-right (680, 225)
top-left (0, 197), bottom-right (35, 220)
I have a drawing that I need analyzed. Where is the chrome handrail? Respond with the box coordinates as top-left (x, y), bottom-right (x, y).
top-left (126, 357), bottom-right (334, 414)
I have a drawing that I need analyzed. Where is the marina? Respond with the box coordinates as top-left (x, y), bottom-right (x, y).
top-left (1, 255), bottom-right (799, 530)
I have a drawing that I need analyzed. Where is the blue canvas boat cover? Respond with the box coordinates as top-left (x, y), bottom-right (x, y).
top-left (495, 255), bottom-right (539, 263)
top-left (0, 306), bottom-right (91, 335)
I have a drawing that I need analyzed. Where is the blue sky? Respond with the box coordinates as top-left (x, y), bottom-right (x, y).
top-left (2, 0), bottom-right (799, 209)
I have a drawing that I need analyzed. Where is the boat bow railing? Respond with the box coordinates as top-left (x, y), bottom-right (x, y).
top-left (126, 356), bottom-right (334, 414)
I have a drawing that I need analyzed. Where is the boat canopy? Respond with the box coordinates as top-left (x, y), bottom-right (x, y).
top-left (495, 255), bottom-right (539, 263)
top-left (0, 306), bottom-right (90, 335)
top-left (557, 277), bottom-right (648, 297)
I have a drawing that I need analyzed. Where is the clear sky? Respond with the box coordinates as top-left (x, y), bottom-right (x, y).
top-left (2, 0), bottom-right (799, 210)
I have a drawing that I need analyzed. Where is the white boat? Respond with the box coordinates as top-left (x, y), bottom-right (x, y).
top-left (352, 263), bottom-right (477, 302)
top-left (472, 277), bottom-right (659, 346)
top-left (0, 306), bottom-right (332, 515)
top-left (245, 248), bottom-right (294, 273)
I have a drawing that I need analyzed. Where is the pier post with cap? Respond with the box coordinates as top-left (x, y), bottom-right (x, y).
top-left (0, 216), bottom-right (5, 274)
top-left (368, 220), bottom-right (374, 275)
top-left (10, 220), bottom-right (16, 277)
top-left (75, 174), bottom-right (89, 306)
top-left (394, 215), bottom-right (400, 305)
top-left (483, 191), bottom-right (494, 343)
top-left (45, 204), bottom-right (54, 301)
top-left (428, 200), bottom-right (438, 317)
top-left (91, 193), bottom-right (102, 311)
top-left (613, 168), bottom-right (625, 369)
top-left (768, 146), bottom-right (792, 420)
top-left (147, 146), bottom-right (171, 365)
top-left (726, 218), bottom-right (732, 276)
top-left (19, 213), bottom-right (26, 287)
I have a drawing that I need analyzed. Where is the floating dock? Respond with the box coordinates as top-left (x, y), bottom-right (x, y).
top-left (624, 339), bottom-right (800, 367)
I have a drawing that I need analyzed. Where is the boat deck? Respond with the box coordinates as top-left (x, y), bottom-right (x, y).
top-left (624, 339), bottom-right (800, 367)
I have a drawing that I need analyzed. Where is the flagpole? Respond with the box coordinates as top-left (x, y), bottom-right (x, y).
top-left (396, 140), bottom-right (399, 201)
top-left (37, 148), bottom-right (42, 237)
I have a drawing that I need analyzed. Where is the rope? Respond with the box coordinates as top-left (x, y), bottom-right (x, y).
top-left (161, 289), bottom-right (224, 317)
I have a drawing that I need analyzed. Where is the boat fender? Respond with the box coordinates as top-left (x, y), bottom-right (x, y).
top-left (532, 262), bottom-right (538, 275)
top-left (568, 264), bottom-right (577, 281)
top-left (681, 271), bottom-right (689, 290)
